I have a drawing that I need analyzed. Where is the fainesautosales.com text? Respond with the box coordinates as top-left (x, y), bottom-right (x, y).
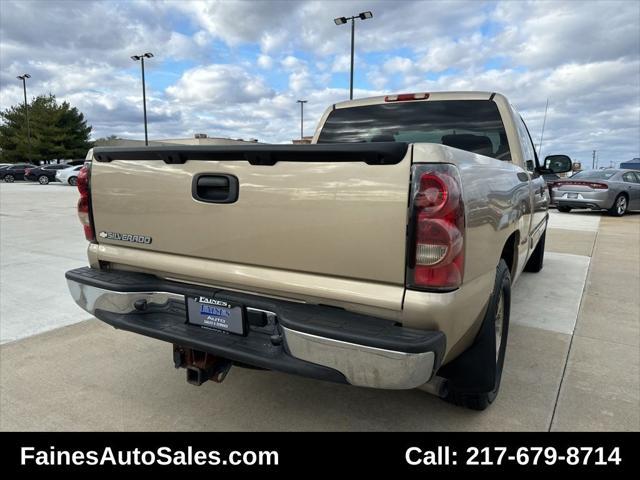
top-left (20, 446), bottom-right (279, 467)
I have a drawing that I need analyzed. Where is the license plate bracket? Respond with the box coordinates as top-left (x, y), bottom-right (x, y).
top-left (186, 296), bottom-right (246, 335)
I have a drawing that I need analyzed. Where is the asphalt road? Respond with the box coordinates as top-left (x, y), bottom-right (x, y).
top-left (0, 182), bottom-right (638, 431)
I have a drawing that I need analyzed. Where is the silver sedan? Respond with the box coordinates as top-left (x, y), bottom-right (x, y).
top-left (551, 169), bottom-right (640, 216)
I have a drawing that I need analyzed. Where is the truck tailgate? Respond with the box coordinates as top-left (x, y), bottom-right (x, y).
top-left (90, 144), bottom-right (411, 288)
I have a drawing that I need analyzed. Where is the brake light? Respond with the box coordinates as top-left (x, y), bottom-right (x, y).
top-left (385, 93), bottom-right (429, 102)
top-left (407, 164), bottom-right (464, 290)
top-left (76, 165), bottom-right (95, 241)
top-left (553, 181), bottom-right (608, 189)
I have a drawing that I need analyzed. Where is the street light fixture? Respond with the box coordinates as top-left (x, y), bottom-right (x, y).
top-left (333, 10), bottom-right (373, 100)
top-left (296, 100), bottom-right (307, 140)
top-left (16, 74), bottom-right (32, 162)
top-left (131, 52), bottom-right (154, 146)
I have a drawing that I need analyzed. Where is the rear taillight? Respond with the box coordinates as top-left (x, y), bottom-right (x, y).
top-left (407, 164), bottom-right (464, 290)
top-left (76, 165), bottom-right (95, 241)
top-left (554, 180), bottom-right (608, 189)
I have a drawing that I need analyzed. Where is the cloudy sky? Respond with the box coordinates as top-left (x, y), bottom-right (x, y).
top-left (0, 0), bottom-right (638, 166)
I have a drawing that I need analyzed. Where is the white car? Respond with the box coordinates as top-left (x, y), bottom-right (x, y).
top-left (55, 164), bottom-right (84, 186)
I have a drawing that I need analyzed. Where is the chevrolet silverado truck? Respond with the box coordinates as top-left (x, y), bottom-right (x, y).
top-left (66, 91), bottom-right (571, 410)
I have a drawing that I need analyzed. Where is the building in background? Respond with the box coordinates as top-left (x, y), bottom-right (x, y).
top-left (620, 158), bottom-right (640, 170)
top-left (94, 133), bottom-right (260, 148)
top-left (292, 136), bottom-right (313, 144)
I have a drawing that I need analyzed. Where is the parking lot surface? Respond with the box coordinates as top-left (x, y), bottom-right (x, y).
top-left (1, 182), bottom-right (638, 431)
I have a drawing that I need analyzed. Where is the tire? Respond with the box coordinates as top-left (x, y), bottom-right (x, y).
top-left (441, 259), bottom-right (511, 410)
top-left (608, 194), bottom-right (627, 217)
top-left (557, 206), bottom-right (572, 213)
top-left (524, 229), bottom-right (546, 273)
top-left (3, 175), bottom-right (14, 183)
top-left (38, 175), bottom-right (50, 185)
top-left (68, 176), bottom-right (78, 186)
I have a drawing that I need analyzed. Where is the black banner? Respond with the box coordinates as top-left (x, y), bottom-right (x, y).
top-left (1, 432), bottom-right (636, 474)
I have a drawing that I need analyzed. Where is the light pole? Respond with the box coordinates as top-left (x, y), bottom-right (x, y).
top-left (334, 11), bottom-right (373, 100)
top-left (16, 74), bottom-right (32, 162)
top-left (131, 52), bottom-right (153, 146)
top-left (296, 100), bottom-right (307, 139)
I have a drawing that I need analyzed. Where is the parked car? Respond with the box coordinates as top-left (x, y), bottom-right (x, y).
top-left (66, 91), bottom-right (572, 410)
top-left (25, 164), bottom-right (72, 184)
top-left (551, 168), bottom-right (640, 216)
top-left (0, 163), bottom-right (36, 182)
top-left (55, 164), bottom-right (84, 186)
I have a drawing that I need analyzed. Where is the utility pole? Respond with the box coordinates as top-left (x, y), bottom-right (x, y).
top-left (131, 52), bottom-right (154, 145)
top-left (334, 11), bottom-right (373, 100)
top-left (592, 150), bottom-right (596, 169)
top-left (16, 74), bottom-right (32, 162)
top-left (349, 18), bottom-right (355, 100)
top-left (296, 100), bottom-right (307, 139)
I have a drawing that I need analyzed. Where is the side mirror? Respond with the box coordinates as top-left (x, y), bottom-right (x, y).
top-left (543, 154), bottom-right (572, 174)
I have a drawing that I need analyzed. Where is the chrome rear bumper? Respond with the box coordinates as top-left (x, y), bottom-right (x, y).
top-left (66, 267), bottom-right (445, 390)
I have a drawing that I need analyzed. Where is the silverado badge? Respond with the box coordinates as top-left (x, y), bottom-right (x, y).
top-left (98, 231), bottom-right (152, 244)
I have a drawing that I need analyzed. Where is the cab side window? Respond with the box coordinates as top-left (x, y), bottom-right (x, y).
top-left (516, 117), bottom-right (537, 173)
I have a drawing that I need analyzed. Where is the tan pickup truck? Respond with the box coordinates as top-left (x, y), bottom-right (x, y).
top-left (66, 91), bottom-right (572, 410)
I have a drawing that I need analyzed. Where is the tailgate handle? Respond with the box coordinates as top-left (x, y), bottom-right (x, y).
top-left (193, 174), bottom-right (239, 203)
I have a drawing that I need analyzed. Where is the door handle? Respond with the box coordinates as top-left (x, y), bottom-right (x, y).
top-left (192, 174), bottom-right (239, 203)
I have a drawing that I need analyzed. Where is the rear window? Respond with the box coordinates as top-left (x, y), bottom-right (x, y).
top-left (572, 170), bottom-right (617, 180)
top-left (317, 100), bottom-right (510, 160)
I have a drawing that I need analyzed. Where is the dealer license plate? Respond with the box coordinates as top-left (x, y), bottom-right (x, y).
top-left (186, 296), bottom-right (245, 335)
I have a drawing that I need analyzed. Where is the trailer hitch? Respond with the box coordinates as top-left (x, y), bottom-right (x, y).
top-left (173, 345), bottom-right (232, 386)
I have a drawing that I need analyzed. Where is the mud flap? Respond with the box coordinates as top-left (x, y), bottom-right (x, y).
top-left (437, 299), bottom-right (498, 393)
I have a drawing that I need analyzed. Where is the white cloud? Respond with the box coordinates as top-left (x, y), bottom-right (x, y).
top-left (0, 0), bottom-right (638, 165)
top-left (281, 55), bottom-right (305, 70)
top-left (165, 65), bottom-right (275, 105)
top-left (257, 54), bottom-right (274, 69)
top-left (331, 54), bottom-right (352, 73)
top-left (382, 57), bottom-right (414, 75)
top-left (494, 0), bottom-right (640, 68)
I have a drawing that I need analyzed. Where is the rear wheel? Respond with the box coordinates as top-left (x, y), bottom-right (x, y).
top-left (608, 194), bottom-right (627, 217)
top-left (68, 176), bottom-right (78, 186)
top-left (441, 259), bottom-right (511, 410)
top-left (524, 230), bottom-right (546, 273)
top-left (38, 175), bottom-right (49, 185)
top-left (558, 206), bottom-right (572, 213)
top-left (3, 175), bottom-right (14, 183)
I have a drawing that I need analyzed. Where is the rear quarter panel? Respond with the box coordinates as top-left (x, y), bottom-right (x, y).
top-left (408, 144), bottom-right (531, 361)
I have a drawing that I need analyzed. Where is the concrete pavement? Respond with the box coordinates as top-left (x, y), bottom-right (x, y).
top-left (551, 213), bottom-right (640, 431)
top-left (0, 183), bottom-right (87, 344)
top-left (0, 182), bottom-right (638, 431)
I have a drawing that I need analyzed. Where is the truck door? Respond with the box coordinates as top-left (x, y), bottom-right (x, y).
top-left (515, 115), bottom-right (547, 251)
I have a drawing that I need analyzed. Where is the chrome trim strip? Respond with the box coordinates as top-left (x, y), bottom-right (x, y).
top-left (282, 327), bottom-right (435, 390)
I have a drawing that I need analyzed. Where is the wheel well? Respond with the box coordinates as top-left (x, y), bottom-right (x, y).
top-left (500, 231), bottom-right (519, 280)
top-left (612, 191), bottom-right (629, 207)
